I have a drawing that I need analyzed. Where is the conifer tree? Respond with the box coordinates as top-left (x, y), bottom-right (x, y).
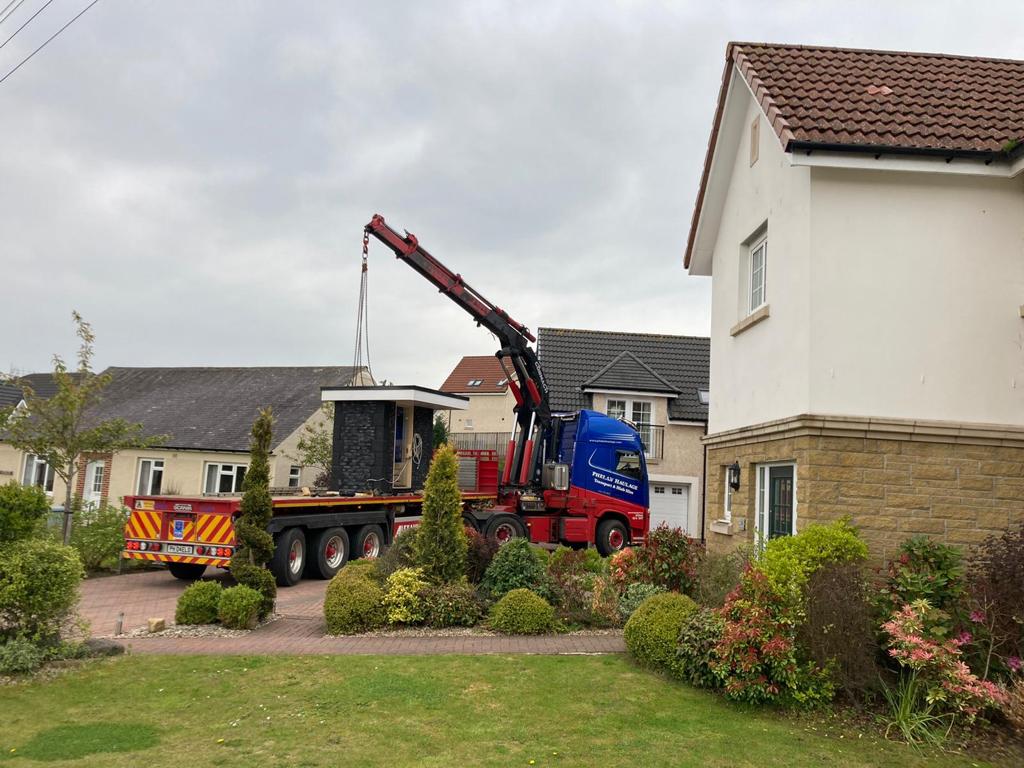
top-left (415, 443), bottom-right (467, 583)
top-left (230, 407), bottom-right (276, 617)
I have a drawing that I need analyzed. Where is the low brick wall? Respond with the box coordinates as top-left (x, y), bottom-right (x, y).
top-left (704, 415), bottom-right (1024, 565)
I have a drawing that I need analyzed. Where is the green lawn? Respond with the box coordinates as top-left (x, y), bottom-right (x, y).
top-left (0, 655), bottom-right (994, 767)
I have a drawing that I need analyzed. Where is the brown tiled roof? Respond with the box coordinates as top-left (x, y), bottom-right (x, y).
top-left (685, 42), bottom-right (1024, 268)
top-left (439, 356), bottom-right (509, 394)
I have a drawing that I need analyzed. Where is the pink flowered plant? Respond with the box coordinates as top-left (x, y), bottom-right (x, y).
top-left (882, 600), bottom-right (1007, 721)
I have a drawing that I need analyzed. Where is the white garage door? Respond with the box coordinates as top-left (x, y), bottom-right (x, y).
top-left (649, 483), bottom-right (690, 533)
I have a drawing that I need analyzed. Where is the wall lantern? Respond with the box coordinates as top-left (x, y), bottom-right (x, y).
top-left (727, 462), bottom-right (741, 491)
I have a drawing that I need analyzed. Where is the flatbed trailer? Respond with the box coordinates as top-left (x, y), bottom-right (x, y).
top-left (123, 450), bottom-right (498, 586)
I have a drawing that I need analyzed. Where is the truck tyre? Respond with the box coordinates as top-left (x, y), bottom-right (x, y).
top-left (462, 514), bottom-right (479, 532)
top-left (484, 514), bottom-right (527, 544)
top-left (596, 518), bottom-right (629, 556)
top-left (353, 525), bottom-right (383, 560)
top-left (168, 562), bottom-right (207, 581)
top-left (309, 527), bottom-right (349, 579)
top-left (271, 528), bottom-right (307, 587)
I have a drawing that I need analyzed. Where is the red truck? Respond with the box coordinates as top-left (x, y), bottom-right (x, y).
top-left (124, 215), bottom-right (651, 585)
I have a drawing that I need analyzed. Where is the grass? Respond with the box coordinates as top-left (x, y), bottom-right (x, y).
top-left (0, 655), bottom-right (995, 767)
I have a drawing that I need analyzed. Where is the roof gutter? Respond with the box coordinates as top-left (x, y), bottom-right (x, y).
top-left (788, 140), bottom-right (1010, 164)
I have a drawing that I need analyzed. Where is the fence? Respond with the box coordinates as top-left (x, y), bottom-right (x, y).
top-left (448, 431), bottom-right (513, 453)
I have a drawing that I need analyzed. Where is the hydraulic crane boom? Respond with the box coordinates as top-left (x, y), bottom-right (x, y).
top-left (364, 214), bottom-right (550, 489)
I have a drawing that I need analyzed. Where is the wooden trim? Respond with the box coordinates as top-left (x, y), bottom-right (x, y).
top-left (729, 304), bottom-right (770, 336)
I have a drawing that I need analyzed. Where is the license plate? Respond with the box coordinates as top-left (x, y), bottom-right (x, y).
top-left (165, 544), bottom-right (193, 555)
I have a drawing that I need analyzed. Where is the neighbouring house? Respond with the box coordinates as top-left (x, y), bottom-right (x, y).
top-left (686, 42), bottom-right (1024, 562)
top-left (0, 366), bottom-right (368, 507)
top-left (439, 355), bottom-right (518, 451)
top-left (537, 327), bottom-right (710, 537)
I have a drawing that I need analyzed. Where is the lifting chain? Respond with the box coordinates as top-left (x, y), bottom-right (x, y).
top-left (352, 230), bottom-right (374, 383)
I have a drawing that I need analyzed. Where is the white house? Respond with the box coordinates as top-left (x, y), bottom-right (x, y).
top-left (685, 42), bottom-right (1024, 562)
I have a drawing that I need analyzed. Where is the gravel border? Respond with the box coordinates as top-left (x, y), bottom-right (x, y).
top-left (117, 615), bottom-right (280, 639)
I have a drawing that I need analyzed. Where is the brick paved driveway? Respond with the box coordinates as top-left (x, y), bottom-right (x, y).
top-left (80, 568), bottom-right (626, 656)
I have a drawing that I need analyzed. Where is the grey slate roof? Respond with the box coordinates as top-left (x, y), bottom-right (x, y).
top-left (0, 381), bottom-right (23, 409)
top-left (85, 366), bottom-right (361, 452)
top-left (537, 328), bottom-right (710, 423)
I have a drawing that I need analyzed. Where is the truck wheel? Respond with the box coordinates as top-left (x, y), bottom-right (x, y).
top-left (168, 562), bottom-right (207, 581)
top-left (596, 519), bottom-right (629, 556)
top-left (484, 514), bottom-right (526, 544)
top-left (271, 528), bottom-right (307, 586)
top-left (353, 525), bottom-right (383, 559)
top-left (309, 527), bottom-right (349, 579)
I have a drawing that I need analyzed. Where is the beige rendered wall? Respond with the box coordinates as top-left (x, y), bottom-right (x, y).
top-left (808, 168), bottom-right (1024, 427)
top-left (705, 87), bottom-right (812, 434)
top-left (445, 391), bottom-right (516, 434)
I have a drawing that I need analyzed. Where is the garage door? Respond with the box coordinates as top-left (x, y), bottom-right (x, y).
top-left (649, 483), bottom-right (690, 533)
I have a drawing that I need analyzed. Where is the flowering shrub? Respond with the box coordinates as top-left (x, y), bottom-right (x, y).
top-left (713, 566), bottom-right (833, 707)
top-left (966, 523), bottom-right (1024, 679)
top-left (878, 536), bottom-right (965, 629)
top-left (608, 525), bottom-right (701, 595)
top-left (383, 568), bottom-right (429, 625)
top-left (882, 600), bottom-right (1006, 724)
top-left (589, 575), bottom-right (621, 626)
top-left (546, 547), bottom-right (604, 624)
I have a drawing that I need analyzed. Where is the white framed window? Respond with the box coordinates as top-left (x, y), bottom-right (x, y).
top-left (22, 454), bottom-right (54, 493)
top-left (671, 487), bottom-right (683, 495)
top-left (137, 459), bottom-right (164, 495)
top-left (606, 398), bottom-right (654, 453)
top-left (755, 462), bottom-right (796, 544)
top-left (204, 463), bottom-right (247, 494)
top-left (288, 465), bottom-right (302, 488)
top-left (749, 235), bottom-right (767, 313)
top-left (91, 465), bottom-right (104, 493)
top-left (723, 474), bottom-right (733, 524)
top-left (653, 486), bottom-right (665, 494)
top-left (464, 418), bottom-right (474, 430)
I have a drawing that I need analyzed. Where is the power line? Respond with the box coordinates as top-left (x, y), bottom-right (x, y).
top-left (0, 0), bottom-right (102, 85)
top-left (0, 0), bottom-right (56, 52)
top-left (0, 0), bottom-right (27, 26)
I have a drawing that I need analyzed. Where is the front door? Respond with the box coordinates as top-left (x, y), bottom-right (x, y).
top-left (84, 460), bottom-right (105, 508)
top-left (755, 462), bottom-right (795, 543)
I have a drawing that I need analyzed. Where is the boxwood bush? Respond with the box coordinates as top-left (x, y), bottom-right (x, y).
top-left (489, 588), bottom-right (555, 634)
top-left (623, 591), bottom-right (696, 673)
top-left (0, 538), bottom-right (84, 642)
top-left (342, 559), bottom-right (382, 583)
top-left (175, 580), bottom-right (223, 625)
top-left (324, 572), bottom-right (385, 635)
top-left (481, 538), bottom-right (550, 599)
top-left (618, 583), bottom-right (666, 621)
top-left (218, 585), bottom-right (263, 629)
top-left (421, 581), bottom-right (484, 628)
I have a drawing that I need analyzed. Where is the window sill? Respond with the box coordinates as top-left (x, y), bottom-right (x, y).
top-left (709, 519), bottom-right (733, 536)
top-left (730, 304), bottom-right (770, 337)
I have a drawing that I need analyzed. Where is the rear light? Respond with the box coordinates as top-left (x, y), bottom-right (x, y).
top-left (195, 546), bottom-right (205, 555)
top-left (150, 543), bottom-right (161, 552)
top-left (139, 542), bottom-right (148, 551)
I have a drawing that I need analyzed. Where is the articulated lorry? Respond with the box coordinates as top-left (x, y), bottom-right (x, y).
top-left (123, 215), bottom-right (651, 586)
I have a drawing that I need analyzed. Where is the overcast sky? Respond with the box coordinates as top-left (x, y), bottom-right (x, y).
top-left (2, 0), bottom-right (1022, 387)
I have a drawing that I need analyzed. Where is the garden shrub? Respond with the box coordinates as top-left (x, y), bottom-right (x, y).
top-left (714, 566), bottom-right (833, 707)
top-left (623, 591), bottom-right (696, 674)
top-left (383, 567), bottom-right (428, 625)
top-left (218, 585), bottom-right (263, 629)
top-left (376, 527), bottom-right (419, 580)
top-left (675, 607), bottom-right (725, 688)
top-left (609, 526), bottom-right (701, 595)
top-left (489, 588), bottom-right (555, 634)
top-left (0, 481), bottom-right (49, 544)
top-left (589, 575), bottom-right (621, 626)
top-left (881, 600), bottom-right (1006, 743)
top-left (481, 538), bottom-right (550, 599)
top-left (230, 564), bottom-right (275, 619)
top-left (548, 545), bottom-right (605, 576)
top-left (420, 581), bottom-right (483, 627)
top-left (878, 535), bottom-right (965, 625)
top-left (324, 572), bottom-right (385, 635)
top-left (759, 519), bottom-right (868, 591)
top-left (414, 445), bottom-right (467, 583)
top-left (70, 504), bottom-right (128, 572)
top-left (0, 637), bottom-right (44, 675)
top-left (547, 547), bottom-right (604, 624)
top-left (341, 559), bottom-right (381, 583)
top-left (0, 538), bottom-right (83, 642)
top-left (1005, 677), bottom-right (1024, 736)
top-left (174, 580), bottom-right (223, 625)
top-left (464, 526), bottom-right (498, 583)
top-left (694, 547), bottom-right (750, 607)
top-left (966, 523), bottom-right (1024, 679)
top-left (618, 582), bottom-right (665, 621)
top-left (796, 563), bottom-right (879, 699)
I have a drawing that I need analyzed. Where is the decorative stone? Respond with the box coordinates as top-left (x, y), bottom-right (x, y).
top-left (148, 617), bottom-right (166, 633)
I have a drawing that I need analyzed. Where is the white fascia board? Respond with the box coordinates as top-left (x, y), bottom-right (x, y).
top-left (583, 387), bottom-right (679, 399)
top-left (648, 473), bottom-right (700, 485)
top-left (789, 148), bottom-right (1019, 178)
top-left (666, 419), bottom-right (708, 427)
top-left (321, 387), bottom-right (469, 411)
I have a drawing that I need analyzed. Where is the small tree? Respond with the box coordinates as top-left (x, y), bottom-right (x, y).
top-left (415, 443), bottom-right (467, 583)
top-left (286, 403), bottom-right (332, 486)
top-left (433, 413), bottom-right (449, 447)
top-left (0, 482), bottom-right (50, 544)
top-left (229, 407), bottom-right (277, 617)
top-left (0, 312), bottom-right (161, 544)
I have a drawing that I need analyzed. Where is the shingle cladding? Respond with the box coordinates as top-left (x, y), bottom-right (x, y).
top-left (85, 366), bottom-right (359, 452)
top-left (537, 328), bottom-right (709, 423)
